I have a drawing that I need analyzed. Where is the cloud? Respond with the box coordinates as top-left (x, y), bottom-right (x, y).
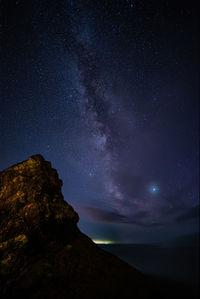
top-left (82, 206), bottom-right (126, 222)
top-left (82, 206), bottom-right (160, 227)
top-left (175, 205), bottom-right (199, 223)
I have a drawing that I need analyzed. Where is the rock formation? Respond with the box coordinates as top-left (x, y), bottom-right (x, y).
top-left (0, 155), bottom-right (152, 298)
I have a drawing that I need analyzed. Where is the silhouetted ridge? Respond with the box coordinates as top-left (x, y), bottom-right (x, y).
top-left (0, 155), bottom-right (153, 298)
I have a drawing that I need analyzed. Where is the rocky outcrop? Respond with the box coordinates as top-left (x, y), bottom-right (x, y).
top-left (0, 155), bottom-right (152, 298)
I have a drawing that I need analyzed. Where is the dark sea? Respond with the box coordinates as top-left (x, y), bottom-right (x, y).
top-left (99, 242), bottom-right (199, 298)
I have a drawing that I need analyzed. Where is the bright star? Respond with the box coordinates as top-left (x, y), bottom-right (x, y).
top-left (150, 185), bottom-right (159, 194)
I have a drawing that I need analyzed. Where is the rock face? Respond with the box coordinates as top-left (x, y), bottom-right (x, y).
top-left (0, 155), bottom-right (152, 298)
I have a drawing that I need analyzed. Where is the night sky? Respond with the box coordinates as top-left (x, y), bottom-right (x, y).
top-left (1, 0), bottom-right (199, 243)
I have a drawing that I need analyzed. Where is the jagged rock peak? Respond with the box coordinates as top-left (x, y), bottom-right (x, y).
top-left (0, 155), bottom-right (152, 299)
top-left (0, 154), bottom-right (79, 244)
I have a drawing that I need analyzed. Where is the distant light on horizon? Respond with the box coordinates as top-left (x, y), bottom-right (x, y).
top-left (92, 239), bottom-right (115, 244)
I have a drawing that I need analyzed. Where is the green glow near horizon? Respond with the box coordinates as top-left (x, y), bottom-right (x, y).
top-left (92, 239), bottom-right (115, 244)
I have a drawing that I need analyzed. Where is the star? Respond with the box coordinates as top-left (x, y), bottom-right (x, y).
top-left (150, 185), bottom-right (159, 194)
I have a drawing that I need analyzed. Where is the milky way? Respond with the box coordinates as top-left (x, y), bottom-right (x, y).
top-left (64, 1), bottom-right (126, 214)
top-left (1, 0), bottom-right (199, 243)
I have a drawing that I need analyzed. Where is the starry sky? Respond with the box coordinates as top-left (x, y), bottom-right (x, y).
top-left (1, 0), bottom-right (199, 243)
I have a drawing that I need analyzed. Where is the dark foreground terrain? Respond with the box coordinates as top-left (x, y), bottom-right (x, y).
top-left (0, 155), bottom-right (154, 299)
top-left (99, 243), bottom-right (199, 299)
top-left (0, 155), bottom-right (198, 298)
